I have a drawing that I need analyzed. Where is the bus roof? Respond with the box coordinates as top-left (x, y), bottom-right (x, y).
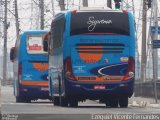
top-left (54, 10), bottom-right (132, 19)
top-left (60, 9), bottom-right (129, 14)
top-left (21, 30), bottom-right (49, 35)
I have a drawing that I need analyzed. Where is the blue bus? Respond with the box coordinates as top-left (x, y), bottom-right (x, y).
top-left (44, 10), bottom-right (135, 108)
top-left (10, 30), bottom-right (50, 103)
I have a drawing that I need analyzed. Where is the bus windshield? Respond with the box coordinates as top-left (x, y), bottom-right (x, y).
top-left (27, 34), bottom-right (47, 54)
top-left (70, 12), bottom-right (130, 36)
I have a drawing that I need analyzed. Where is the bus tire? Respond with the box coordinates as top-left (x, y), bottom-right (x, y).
top-left (105, 100), bottom-right (110, 108)
top-left (69, 98), bottom-right (78, 107)
top-left (107, 97), bottom-right (118, 108)
top-left (25, 99), bottom-right (31, 103)
top-left (119, 97), bottom-right (128, 108)
top-left (16, 96), bottom-right (24, 103)
top-left (54, 97), bottom-right (60, 106)
top-left (61, 97), bottom-right (68, 107)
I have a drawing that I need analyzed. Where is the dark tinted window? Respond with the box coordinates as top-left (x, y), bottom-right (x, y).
top-left (70, 12), bottom-right (130, 35)
top-left (50, 14), bottom-right (65, 51)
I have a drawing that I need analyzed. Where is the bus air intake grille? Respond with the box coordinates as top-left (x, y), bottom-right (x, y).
top-left (76, 43), bottom-right (125, 54)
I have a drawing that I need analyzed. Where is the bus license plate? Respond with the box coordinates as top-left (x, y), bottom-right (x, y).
top-left (94, 85), bottom-right (106, 90)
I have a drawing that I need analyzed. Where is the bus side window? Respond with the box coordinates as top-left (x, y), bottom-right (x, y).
top-left (51, 14), bottom-right (65, 50)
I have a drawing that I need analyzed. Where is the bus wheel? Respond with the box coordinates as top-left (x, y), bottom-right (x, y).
top-left (61, 97), bottom-right (68, 107)
top-left (105, 100), bottom-right (110, 108)
top-left (25, 99), bottom-right (31, 103)
top-left (16, 96), bottom-right (24, 103)
top-left (54, 97), bottom-right (60, 106)
top-left (69, 98), bottom-right (78, 107)
top-left (119, 97), bottom-right (128, 108)
top-left (107, 97), bottom-right (118, 108)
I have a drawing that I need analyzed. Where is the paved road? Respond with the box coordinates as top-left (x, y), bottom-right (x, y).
top-left (1, 86), bottom-right (160, 120)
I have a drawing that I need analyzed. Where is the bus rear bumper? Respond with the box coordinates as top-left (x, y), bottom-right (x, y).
top-left (18, 85), bottom-right (50, 100)
top-left (65, 79), bottom-right (134, 99)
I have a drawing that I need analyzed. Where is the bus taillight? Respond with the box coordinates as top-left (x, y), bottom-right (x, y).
top-left (122, 10), bottom-right (128, 14)
top-left (123, 57), bottom-right (134, 81)
top-left (18, 63), bottom-right (22, 75)
top-left (65, 57), bottom-right (75, 80)
top-left (72, 10), bottom-right (77, 14)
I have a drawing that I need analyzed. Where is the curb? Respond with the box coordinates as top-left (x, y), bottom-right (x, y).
top-left (131, 101), bottom-right (160, 108)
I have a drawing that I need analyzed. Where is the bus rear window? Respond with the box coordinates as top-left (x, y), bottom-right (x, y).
top-left (27, 35), bottom-right (47, 54)
top-left (70, 12), bottom-right (130, 36)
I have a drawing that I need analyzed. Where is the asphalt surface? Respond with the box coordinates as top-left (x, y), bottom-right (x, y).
top-left (1, 86), bottom-right (160, 120)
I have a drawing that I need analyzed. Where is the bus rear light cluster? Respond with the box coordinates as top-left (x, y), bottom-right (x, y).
top-left (65, 57), bottom-right (75, 80)
top-left (18, 63), bottom-right (22, 75)
top-left (18, 63), bottom-right (22, 81)
top-left (72, 10), bottom-right (77, 14)
top-left (123, 57), bottom-right (135, 81)
top-left (122, 10), bottom-right (128, 14)
top-left (128, 72), bottom-right (134, 77)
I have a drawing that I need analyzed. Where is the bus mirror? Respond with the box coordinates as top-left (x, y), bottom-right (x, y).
top-left (43, 40), bottom-right (48, 52)
top-left (10, 47), bottom-right (15, 62)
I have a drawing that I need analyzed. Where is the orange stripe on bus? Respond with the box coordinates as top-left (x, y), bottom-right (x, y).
top-left (21, 81), bottom-right (48, 87)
